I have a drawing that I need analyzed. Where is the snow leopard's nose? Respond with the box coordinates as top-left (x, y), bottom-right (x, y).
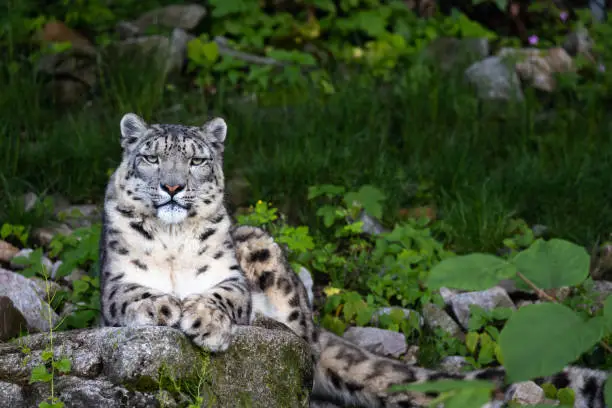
top-left (161, 184), bottom-right (185, 197)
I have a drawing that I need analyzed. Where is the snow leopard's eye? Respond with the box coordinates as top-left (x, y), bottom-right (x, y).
top-left (190, 157), bottom-right (208, 166)
top-left (142, 155), bottom-right (158, 164)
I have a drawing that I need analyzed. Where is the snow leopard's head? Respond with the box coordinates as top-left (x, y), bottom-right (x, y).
top-left (113, 113), bottom-right (227, 224)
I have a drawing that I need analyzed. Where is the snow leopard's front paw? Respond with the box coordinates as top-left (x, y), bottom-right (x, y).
top-left (233, 225), bottom-right (284, 286)
top-left (124, 295), bottom-right (182, 327)
top-left (124, 298), bottom-right (159, 327)
top-left (180, 294), bottom-right (232, 352)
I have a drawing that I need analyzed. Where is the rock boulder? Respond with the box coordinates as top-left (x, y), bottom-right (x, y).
top-left (0, 324), bottom-right (313, 407)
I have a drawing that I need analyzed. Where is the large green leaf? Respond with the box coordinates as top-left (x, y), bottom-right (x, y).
top-left (499, 303), bottom-right (604, 382)
top-left (29, 364), bottom-right (52, 383)
top-left (427, 254), bottom-right (516, 291)
top-left (511, 239), bottom-right (589, 289)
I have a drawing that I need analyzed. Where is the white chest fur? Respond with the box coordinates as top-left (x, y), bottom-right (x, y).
top-left (106, 211), bottom-right (240, 299)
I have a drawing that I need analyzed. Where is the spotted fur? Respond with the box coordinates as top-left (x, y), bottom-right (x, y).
top-left (100, 114), bottom-right (608, 407)
top-left (233, 225), bottom-right (319, 348)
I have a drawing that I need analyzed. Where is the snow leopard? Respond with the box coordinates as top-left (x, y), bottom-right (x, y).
top-left (99, 113), bottom-right (608, 408)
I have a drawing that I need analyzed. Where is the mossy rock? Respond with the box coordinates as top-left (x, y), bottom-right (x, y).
top-left (1, 325), bottom-right (313, 408)
top-left (207, 325), bottom-right (313, 407)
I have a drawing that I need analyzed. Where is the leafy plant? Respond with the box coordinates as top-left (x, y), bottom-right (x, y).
top-left (1, 222), bottom-right (29, 246)
top-left (463, 305), bottom-right (510, 368)
top-left (15, 251), bottom-right (73, 408)
top-left (184, 0), bottom-right (497, 93)
top-left (48, 224), bottom-right (102, 279)
top-left (11, 248), bottom-right (51, 278)
top-left (422, 236), bottom-right (612, 405)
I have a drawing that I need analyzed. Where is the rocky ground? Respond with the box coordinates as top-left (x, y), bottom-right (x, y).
top-left (0, 322), bottom-right (312, 407)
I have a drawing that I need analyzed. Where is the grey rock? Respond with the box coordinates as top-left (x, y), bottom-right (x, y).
top-left (0, 297), bottom-right (27, 341)
top-left (10, 249), bottom-right (53, 274)
top-left (422, 303), bottom-right (463, 339)
top-left (114, 29), bottom-right (191, 76)
top-left (531, 224), bottom-right (549, 238)
top-left (591, 280), bottom-right (612, 296)
top-left (101, 328), bottom-right (201, 386)
top-left (585, 280), bottom-right (612, 312)
top-left (357, 212), bottom-right (386, 235)
top-left (563, 27), bottom-right (594, 58)
top-left (590, 0), bottom-right (607, 23)
top-left (0, 381), bottom-right (26, 408)
top-left (60, 266), bottom-right (87, 284)
top-left (29, 277), bottom-right (63, 300)
top-left (508, 381), bottom-right (545, 405)
top-left (23, 192), bottom-right (38, 212)
top-left (343, 327), bottom-right (407, 358)
top-left (49, 195), bottom-right (72, 213)
top-left (29, 376), bottom-right (161, 408)
top-left (32, 224), bottom-right (73, 247)
top-left (168, 28), bottom-right (194, 74)
top-left (211, 325), bottom-right (312, 406)
top-left (465, 56), bottom-right (524, 102)
top-left (1, 325), bottom-right (312, 407)
top-left (9, 248), bottom-right (32, 268)
top-left (0, 268), bottom-right (59, 332)
top-left (36, 51), bottom-right (97, 85)
top-left (36, 40), bottom-right (98, 105)
top-left (114, 35), bottom-right (171, 68)
top-left (131, 4), bottom-right (207, 32)
top-left (115, 21), bottom-right (141, 39)
top-left (50, 261), bottom-right (63, 280)
top-left (438, 287), bottom-right (459, 304)
top-left (50, 261), bottom-right (87, 285)
top-left (448, 286), bottom-right (515, 329)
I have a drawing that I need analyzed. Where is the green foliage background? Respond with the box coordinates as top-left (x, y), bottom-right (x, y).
top-left (3, 0), bottom-right (612, 407)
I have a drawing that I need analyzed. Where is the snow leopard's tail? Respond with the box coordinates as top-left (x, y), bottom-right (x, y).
top-left (232, 225), bottom-right (608, 408)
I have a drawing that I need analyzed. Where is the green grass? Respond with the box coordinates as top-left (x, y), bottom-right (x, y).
top-left (2, 56), bottom-right (612, 254)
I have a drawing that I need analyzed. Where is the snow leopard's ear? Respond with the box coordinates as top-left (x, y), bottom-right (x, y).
top-left (120, 113), bottom-right (148, 150)
top-left (202, 117), bottom-right (227, 145)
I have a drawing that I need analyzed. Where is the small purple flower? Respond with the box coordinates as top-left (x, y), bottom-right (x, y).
top-left (559, 11), bottom-right (569, 21)
top-left (528, 35), bottom-right (539, 45)
top-left (599, 63), bottom-right (606, 72)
